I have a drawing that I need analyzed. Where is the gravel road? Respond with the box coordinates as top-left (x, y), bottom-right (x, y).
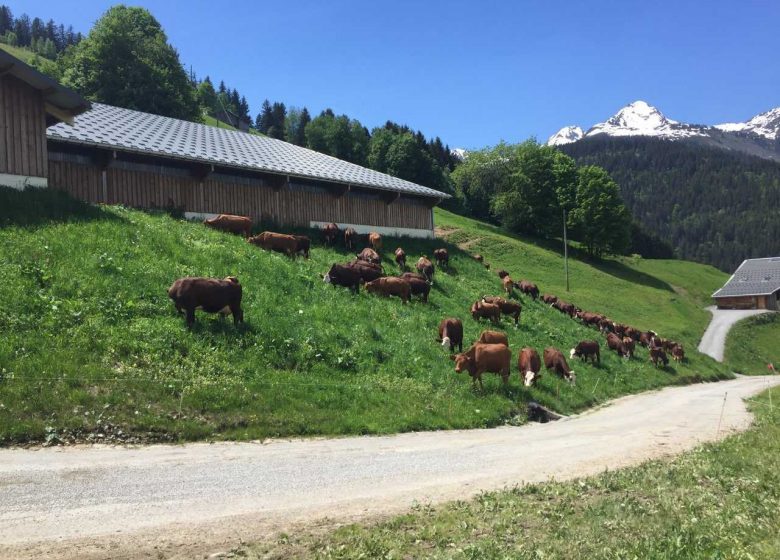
top-left (1, 375), bottom-right (778, 560)
top-left (697, 305), bottom-right (772, 361)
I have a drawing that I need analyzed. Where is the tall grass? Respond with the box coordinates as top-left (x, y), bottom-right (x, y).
top-left (0, 188), bottom-right (730, 444)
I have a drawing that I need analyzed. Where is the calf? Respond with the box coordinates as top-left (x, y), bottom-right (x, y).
top-left (570, 340), bottom-right (600, 364)
top-left (518, 347), bottom-right (542, 387)
top-left (517, 280), bottom-right (539, 300)
top-left (622, 337), bottom-right (636, 358)
top-left (323, 264), bottom-right (362, 293)
top-left (416, 256), bottom-right (435, 282)
top-left (394, 247), bottom-right (406, 269)
top-left (543, 347), bottom-right (576, 384)
top-left (365, 277), bottom-right (410, 303)
top-left (477, 330), bottom-right (508, 346)
top-left (502, 276), bottom-right (515, 297)
top-left (357, 247), bottom-right (381, 265)
top-left (168, 276), bottom-right (243, 328)
top-left (671, 344), bottom-right (685, 362)
top-left (649, 347), bottom-right (669, 368)
top-left (471, 301), bottom-right (501, 324)
top-left (438, 318), bottom-right (463, 353)
top-left (344, 227), bottom-right (357, 250)
top-left (541, 294), bottom-right (558, 305)
top-left (203, 214), bottom-right (252, 238)
top-left (322, 222), bottom-right (339, 246)
top-left (368, 232), bottom-right (382, 251)
top-left (606, 332), bottom-right (628, 358)
top-left (248, 231), bottom-right (299, 257)
top-left (451, 343), bottom-right (511, 390)
top-left (433, 248), bottom-right (449, 268)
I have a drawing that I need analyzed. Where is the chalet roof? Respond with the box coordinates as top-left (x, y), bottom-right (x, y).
top-left (47, 103), bottom-right (449, 199)
top-left (712, 257), bottom-right (780, 298)
top-left (0, 50), bottom-right (90, 123)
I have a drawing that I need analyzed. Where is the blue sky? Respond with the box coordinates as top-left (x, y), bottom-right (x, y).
top-left (12, 0), bottom-right (780, 149)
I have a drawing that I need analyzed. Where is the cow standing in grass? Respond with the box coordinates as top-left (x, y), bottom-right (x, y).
top-left (322, 223), bottom-right (339, 246)
top-left (518, 347), bottom-right (542, 387)
top-left (344, 227), bottom-right (357, 250)
top-left (471, 301), bottom-right (501, 324)
top-left (417, 256), bottom-right (435, 282)
top-left (433, 248), bottom-right (449, 268)
top-left (571, 340), bottom-right (600, 364)
top-left (369, 232), bottom-right (382, 251)
top-left (203, 214), bottom-right (252, 238)
top-left (394, 247), bottom-right (406, 269)
top-left (168, 276), bottom-right (244, 328)
top-left (438, 318), bottom-right (463, 352)
top-left (451, 343), bottom-right (511, 391)
top-left (543, 347), bottom-right (576, 384)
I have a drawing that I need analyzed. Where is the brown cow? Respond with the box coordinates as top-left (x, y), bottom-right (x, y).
top-left (481, 296), bottom-right (521, 326)
top-left (541, 294), bottom-right (558, 305)
top-left (554, 300), bottom-right (576, 317)
top-left (344, 227), bottom-right (357, 250)
top-left (649, 347), bottom-right (669, 368)
top-left (416, 256), bottom-right (435, 282)
top-left (394, 247), bottom-right (406, 269)
top-left (639, 331), bottom-right (656, 347)
top-left (471, 301), bottom-right (501, 324)
top-left (577, 311), bottom-right (604, 328)
top-left (357, 247), bottom-right (381, 264)
top-left (291, 235), bottom-right (310, 258)
top-left (624, 326), bottom-right (641, 341)
top-left (368, 232), bottom-right (382, 251)
top-left (248, 232), bottom-right (299, 257)
top-left (477, 330), bottom-right (508, 345)
top-left (400, 271), bottom-right (428, 283)
top-left (502, 276), bottom-right (514, 297)
top-left (168, 276), bottom-right (243, 328)
top-left (203, 214), bottom-right (252, 238)
top-left (606, 332), bottom-right (628, 358)
top-left (433, 248), bottom-right (449, 268)
top-left (496, 269), bottom-right (510, 279)
top-left (518, 347), bottom-right (542, 387)
top-left (671, 344), bottom-right (685, 362)
top-left (322, 223), bottom-right (339, 246)
top-left (543, 347), bottom-right (576, 384)
top-left (517, 280), bottom-right (539, 300)
top-left (570, 340), bottom-right (600, 364)
top-left (450, 343), bottom-right (511, 390)
top-left (438, 318), bottom-right (463, 353)
top-left (346, 259), bottom-right (384, 282)
top-left (365, 277), bottom-right (410, 303)
top-left (404, 275), bottom-right (430, 302)
top-left (622, 337), bottom-right (636, 358)
top-left (323, 264), bottom-right (361, 293)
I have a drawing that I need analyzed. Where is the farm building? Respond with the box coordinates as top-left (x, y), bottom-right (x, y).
top-left (712, 257), bottom-right (780, 310)
top-left (1, 51), bottom-right (448, 238)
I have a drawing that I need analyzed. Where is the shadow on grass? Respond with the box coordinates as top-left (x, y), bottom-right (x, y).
top-left (587, 258), bottom-right (675, 293)
top-left (0, 187), bottom-right (126, 228)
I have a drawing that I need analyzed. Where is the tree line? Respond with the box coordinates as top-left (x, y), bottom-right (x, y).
top-left (0, 5), bottom-right (82, 59)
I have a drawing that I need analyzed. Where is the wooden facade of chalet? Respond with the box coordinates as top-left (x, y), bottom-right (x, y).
top-left (0, 74), bottom-right (50, 184)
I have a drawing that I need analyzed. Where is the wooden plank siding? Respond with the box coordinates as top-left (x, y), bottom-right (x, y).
top-left (0, 75), bottom-right (48, 178)
top-left (47, 156), bottom-right (433, 231)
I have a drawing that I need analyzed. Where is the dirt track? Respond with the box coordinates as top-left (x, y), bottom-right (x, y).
top-left (1, 375), bottom-right (778, 560)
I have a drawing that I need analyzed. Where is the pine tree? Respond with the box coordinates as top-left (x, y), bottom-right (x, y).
top-left (256, 100), bottom-right (272, 133)
top-left (14, 13), bottom-right (31, 46)
top-left (31, 16), bottom-right (44, 41)
top-left (238, 96), bottom-right (250, 121)
top-left (0, 6), bottom-right (12, 36)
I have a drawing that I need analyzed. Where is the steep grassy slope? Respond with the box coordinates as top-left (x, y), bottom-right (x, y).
top-left (726, 313), bottom-right (780, 374)
top-left (0, 43), bottom-right (36, 64)
top-left (0, 189), bottom-right (729, 444)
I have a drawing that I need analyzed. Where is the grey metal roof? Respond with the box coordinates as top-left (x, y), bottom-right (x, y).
top-left (47, 103), bottom-right (449, 199)
top-left (0, 50), bottom-right (90, 116)
top-left (713, 257), bottom-right (780, 298)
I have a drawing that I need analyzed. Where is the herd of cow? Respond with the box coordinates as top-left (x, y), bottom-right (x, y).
top-left (168, 214), bottom-right (686, 392)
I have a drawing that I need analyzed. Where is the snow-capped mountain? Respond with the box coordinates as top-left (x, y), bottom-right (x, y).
top-left (547, 125), bottom-right (583, 146)
top-left (547, 101), bottom-right (780, 161)
top-left (451, 148), bottom-right (467, 160)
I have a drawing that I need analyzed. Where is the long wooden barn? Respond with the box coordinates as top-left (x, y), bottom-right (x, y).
top-left (1, 51), bottom-right (448, 238)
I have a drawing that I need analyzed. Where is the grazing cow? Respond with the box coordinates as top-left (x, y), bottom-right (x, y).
top-left (624, 326), bottom-right (641, 342)
top-left (471, 301), bottom-right (501, 324)
top-left (473, 254), bottom-right (484, 263)
top-left (517, 280), bottom-right (539, 300)
top-left (368, 232), bottom-right (382, 251)
top-left (606, 332), bottom-right (628, 358)
top-left (649, 347), bottom-right (669, 368)
top-left (517, 347), bottom-right (542, 387)
top-left (622, 337), bottom-right (636, 358)
top-left (662, 339), bottom-right (678, 352)
top-left (599, 318), bottom-right (615, 333)
top-left (404, 275), bottom-right (430, 302)
top-left (344, 227), bottom-right (357, 250)
top-left (639, 331), bottom-right (655, 347)
top-left (543, 347), bottom-right (576, 384)
top-left (357, 247), bottom-right (381, 265)
top-left (553, 300), bottom-right (576, 317)
top-left (482, 296), bottom-right (521, 326)
top-left (400, 271), bottom-right (428, 283)
top-left (612, 323), bottom-right (628, 337)
top-left (203, 214), bottom-right (252, 238)
top-left (365, 277), bottom-right (410, 303)
top-left (502, 276), bottom-right (515, 296)
top-left (496, 269), bottom-right (510, 279)
top-left (671, 344), bottom-right (685, 362)
top-left (433, 248), bottom-right (449, 268)
top-left (323, 264), bottom-right (362, 293)
top-left (570, 340), bottom-right (600, 364)
top-left (438, 318), bottom-right (463, 352)
top-left (541, 294), bottom-right (558, 305)
top-left (450, 343), bottom-right (511, 390)
top-left (416, 256), bottom-right (435, 282)
top-left (346, 259), bottom-right (384, 282)
top-left (394, 247), bottom-right (406, 269)
top-left (248, 232), bottom-right (299, 257)
top-left (322, 223), bottom-right (339, 246)
top-left (168, 276), bottom-right (243, 328)
top-left (291, 235), bottom-right (310, 258)
top-left (477, 330), bottom-right (508, 346)
top-left (577, 311), bottom-right (604, 328)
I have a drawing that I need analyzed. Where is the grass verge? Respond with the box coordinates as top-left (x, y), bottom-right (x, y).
top-left (726, 313), bottom-right (780, 374)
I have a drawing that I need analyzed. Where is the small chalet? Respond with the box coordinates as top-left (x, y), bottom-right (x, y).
top-left (712, 257), bottom-right (780, 310)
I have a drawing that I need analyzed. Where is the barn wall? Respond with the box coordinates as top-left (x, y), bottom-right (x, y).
top-left (0, 75), bottom-right (48, 187)
top-left (714, 296), bottom-right (758, 310)
top-left (46, 156), bottom-right (434, 232)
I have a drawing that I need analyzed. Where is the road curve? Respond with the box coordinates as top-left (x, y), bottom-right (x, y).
top-left (698, 305), bottom-right (772, 362)
top-left (1, 375), bottom-right (779, 560)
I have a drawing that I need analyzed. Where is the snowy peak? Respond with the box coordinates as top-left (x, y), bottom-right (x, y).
top-left (587, 100), bottom-right (706, 140)
top-left (715, 107), bottom-right (780, 140)
top-left (547, 126), bottom-right (584, 146)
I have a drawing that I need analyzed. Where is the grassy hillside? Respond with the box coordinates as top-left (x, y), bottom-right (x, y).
top-left (249, 387), bottom-right (780, 559)
top-left (726, 313), bottom-right (780, 374)
top-left (0, 43), bottom-right (36, 64)
top-left (0, 188), bottom-right (729, 445)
